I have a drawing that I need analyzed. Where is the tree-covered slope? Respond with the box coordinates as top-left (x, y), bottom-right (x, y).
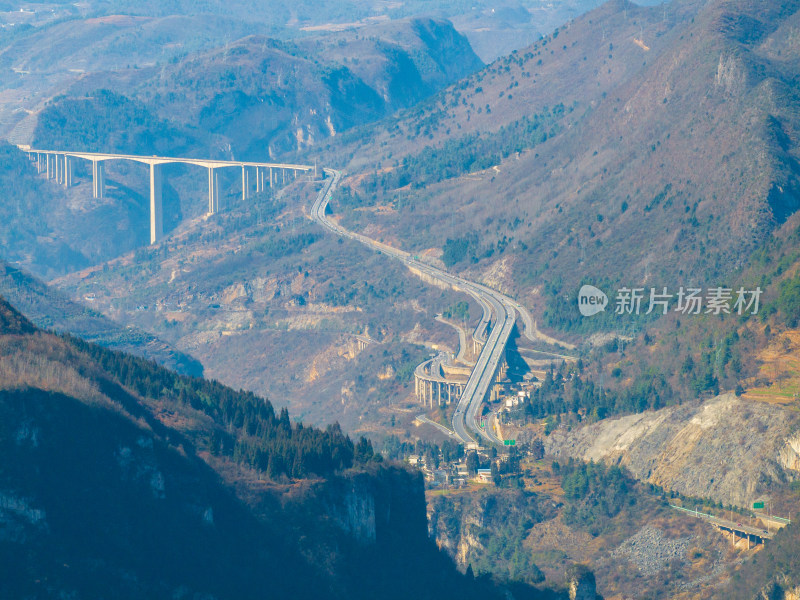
top-left (0, 294), bottom-right (547, 599)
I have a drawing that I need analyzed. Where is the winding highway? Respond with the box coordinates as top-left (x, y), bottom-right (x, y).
top-left (310, 169), bottom-right (550, 446)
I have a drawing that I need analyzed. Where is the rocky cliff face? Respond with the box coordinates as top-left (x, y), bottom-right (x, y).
top-left (753, 579), bottom-right (800, 600)
top-left (542, 393), bottom-right (799, 507)
top-left (566, 564), bottom-right (597, 600)
top-left (778, 432), bottom-right (800, 473)
top-left (427, 488), bottom-right (549, 583)
top-left (314, 467), bottom-right (428, 547)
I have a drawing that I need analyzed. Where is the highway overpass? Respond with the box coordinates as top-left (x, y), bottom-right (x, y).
top-left (311, 168), bottom-right (550, 446)
top-left (669, 504), bottom-right (790, 548)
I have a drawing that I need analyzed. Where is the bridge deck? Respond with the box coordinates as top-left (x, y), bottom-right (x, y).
top-left (669, 504), bottom-right (776, 539)
top-left (25, 147), bottom-right (313, 171)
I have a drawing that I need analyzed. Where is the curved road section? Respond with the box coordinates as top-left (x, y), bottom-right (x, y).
top-left (311, 169), bottom-right (523, 447)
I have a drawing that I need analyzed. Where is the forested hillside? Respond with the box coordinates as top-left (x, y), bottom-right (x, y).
top-left (34, 90), bottom-right (201, 156)
top-left (31, 18), bottom-right (482, 161)
top-left (0, 293), bottom-right (549, 599)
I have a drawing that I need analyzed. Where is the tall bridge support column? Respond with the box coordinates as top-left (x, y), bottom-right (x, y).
top-left (92, 161), bottom-right (105, 199)
top-left (208, 167), bottom-right (220, 214)
top-left (149, 163), bottom-right (163, 245)
top-left (46, 153), bottom-right (53, 179)
top-left (55, 154), bottom-right (61, 184)
top-left (241, 166), bottom-right (249, 201)
top-left (269, 167), bottom-right (273, 188)
top-left (64, 156), bottom-right (73, 188)
top-left (36, 153), bottom-right (43, 174)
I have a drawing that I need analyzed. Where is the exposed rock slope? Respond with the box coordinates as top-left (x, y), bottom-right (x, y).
top-left (544, 392), bottom-right (799, 506)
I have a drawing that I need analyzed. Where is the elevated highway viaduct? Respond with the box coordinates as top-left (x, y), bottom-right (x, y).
top-left (23, 146), bottom-right (568, 448)
top-left (311, 169), bottom-right (568, 446)
top-left (21, 146), bottom-right (315, 245)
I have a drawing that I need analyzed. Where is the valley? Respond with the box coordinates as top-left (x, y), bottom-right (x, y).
top-left (1, 0), bottom-right (800, 598)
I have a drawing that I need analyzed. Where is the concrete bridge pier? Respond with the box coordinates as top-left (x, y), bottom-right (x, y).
top-left (421, 380), bottom-right (432, 408)
top-left (241, 166), bottom-right (249, 201)
top-left (55, 154), bottom-right (61, 184)
top-left (149, 163), bottom-right (163, 244)
top-left (415, 377), bottom-right (428, 406)
top-left (46, 153), bottom-right (54, 179)
top-left (259, 167), bottom-right (265, 192)
top-left (269, 167), bottom-right (274, 188)
top-left (36, 153), bottom-right (44, 174)
top-left (208, 167), bottom-right (220, 214)
top-left (63, 155), bottom-right (73, 188)
top-left (498, 359), bottom-right (508, 379)
top-left (91, 161), bottom-right (105, 199)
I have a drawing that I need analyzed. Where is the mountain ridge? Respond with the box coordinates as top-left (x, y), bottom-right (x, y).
top-left (0, 259), bottom-right (204, 376)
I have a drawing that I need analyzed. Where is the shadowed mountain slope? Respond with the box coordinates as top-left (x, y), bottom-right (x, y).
top-left (0, 295), bottom-right (552, 599)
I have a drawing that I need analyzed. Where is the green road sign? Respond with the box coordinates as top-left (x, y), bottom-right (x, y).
top-left (504, 440), bottom-right (516, 446)
top-left (753, 501), bottom-right (765, 509)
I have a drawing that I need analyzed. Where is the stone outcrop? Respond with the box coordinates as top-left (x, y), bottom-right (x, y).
top-left (566, 564), bottom-right (597, 600)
